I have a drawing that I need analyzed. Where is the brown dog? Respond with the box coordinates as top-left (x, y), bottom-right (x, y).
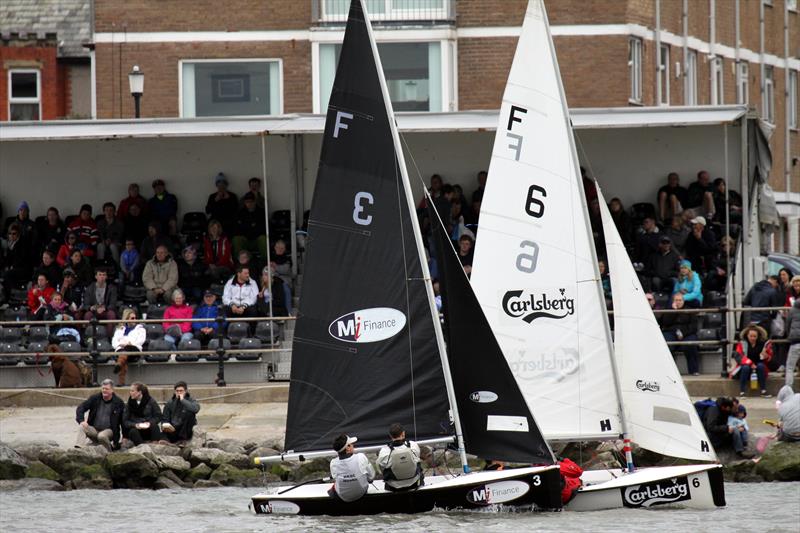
top-left (46, 344), bottom-right (83, 388)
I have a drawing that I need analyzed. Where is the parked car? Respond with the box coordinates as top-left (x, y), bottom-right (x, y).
top-left (767, 253), bottom-right (800, 277)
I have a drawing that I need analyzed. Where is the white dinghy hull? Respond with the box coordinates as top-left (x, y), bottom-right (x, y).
top-left (566, 464), bottom-right (725, 511)
top-left (252, 465), bottom-right (562, 516)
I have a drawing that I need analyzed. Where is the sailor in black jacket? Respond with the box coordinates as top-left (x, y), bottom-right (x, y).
top-left (75, 379), bottom-right (125, 451)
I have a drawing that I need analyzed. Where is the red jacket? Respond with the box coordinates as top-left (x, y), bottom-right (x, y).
top-left (67, 217), bottom-right (99, 257)
top-left (559, 458), bottom-right (583, 504)
top-left (56, 244), bottom-right (76, 267)
top-left (729, 340), bottom-right (772, 378)
top-left (203, 236), bottom-right (233, 269)
top-left (28, 285), bottom-right (55, 313)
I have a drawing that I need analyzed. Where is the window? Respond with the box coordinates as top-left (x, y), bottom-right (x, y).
top-left (180, 60), bottom-right (281, 118)
top-left (789, 0), bottom-right (798, 11)
top-left (8, 69), bottom-right (41, 121)
top-left (628, 38), bottom-right (643, 103)
top-left (319, 41), bottom-right (444, 112)
top-left (790, 70), bottom-right (798, 129)
top-left (737, 62), bottom-right (749, 105)
top-left (763, 65), bottom-right (775, 123)
top-left (686, 50), bottom-right (697, 105)
top-left (319, 0), bottom-right (452, 22)
top-left (711, 57), bottom-right (724, 105)
top-left (659, 44), bottom-right (670, 105)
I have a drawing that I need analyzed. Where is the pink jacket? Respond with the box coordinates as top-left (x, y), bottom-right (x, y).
top-left (163, 304), bottom-right (193, 333)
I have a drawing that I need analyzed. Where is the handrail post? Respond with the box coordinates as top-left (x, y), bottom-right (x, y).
top-left (89, 317), bottom-right (100, 387)
top-left (215, 315), bottom-right (226, 387)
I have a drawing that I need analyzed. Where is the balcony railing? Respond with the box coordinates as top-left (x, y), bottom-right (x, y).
top-left (312, 0), bottom-right (456, 25)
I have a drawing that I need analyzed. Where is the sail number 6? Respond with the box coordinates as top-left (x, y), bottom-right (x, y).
top-left (525, 184), bottom-right (546, 218)
top-left (353, 191), bottom-right (374, 226)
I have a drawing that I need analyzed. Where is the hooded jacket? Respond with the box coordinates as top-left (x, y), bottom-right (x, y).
top-left (743, 280), bottom-right (783, 324)
top-left (777, 385), bottom-right (800, 437)
top-left (786, 298), bottom-right (800, 344)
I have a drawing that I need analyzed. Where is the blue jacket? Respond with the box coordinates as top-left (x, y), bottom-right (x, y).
top-left (193, 303), bottom-right (220, 331)
top-left (148, 193), bottom-right (178, 225)
top-left (673, 273), bottom-right (703, 304)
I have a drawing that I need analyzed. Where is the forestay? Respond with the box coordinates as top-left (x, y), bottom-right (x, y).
top-left (429, 204), bottom-right (554, 465)
top-left (284, 0), bottom-right (450, 453)
top-left (597, 187), bottom-right (718, 462)
top-left (470, 0), bottom-right (622, 441)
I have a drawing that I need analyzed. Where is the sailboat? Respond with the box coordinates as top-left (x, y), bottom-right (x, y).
top-left (470, 0), bottom-right (725, 511)
top-left (250, 0), bottom-right (561, 516)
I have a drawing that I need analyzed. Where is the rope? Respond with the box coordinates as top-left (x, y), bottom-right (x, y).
top-left (0, 384), bottom-right (283, 403)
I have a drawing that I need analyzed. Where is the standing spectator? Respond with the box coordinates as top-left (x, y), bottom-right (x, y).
top-left (38, 207), bottom-right (66, 254)
top-left (222, 265), bottom-right (259, 322)
top-left (81, 268), bottom-right (118, 337)
top-left (177, 245), bottom-right (206, 304)
top-left (686, 170), bottom-right (716, 217)
top-left (1, 223), bottom-right (33, 294)
top-left (142, 245), bottom-right (179, 304)
top-left (118, 183), bottom-right (148, 220)
top-left (417, 174), bottom-right (444, 210)
top-left (663, 215), bottom-right (690, 255)
top-left (204, 220), bottom-right (234, 282)
top-left (119, 239), bottom-right (141, 286)
top-left (711, 178), bottom-right (743, 224)
top-left (240, 177), bottom-right (266, 210)
top-left (57, 269), bottom-right (83, 313)
top-left (608, 197), bottom-right (632, 247)
top-left (193, 290), bottom-right (221, 346)
top-left (232, 192), bottom-right (267, 259)
top-left (56, 232), bottom-right (79, 267)
top-left (67, 249), bottom-right (93, 287)
top-left (160, 381), bottom-right (200, 443)
top-left (660, 293), bottom-right (700, 375)
top-left (122, 203), bottom-right (148, 248)
top-left (97, 202), bottom-right (124, 264)
top-left (785, 294), bottom-right (800, 387)
top-left (27, 274), bottom-right (55, 320)
top-left (140, 221), bottom-right (174, 263)
top-left (743, 275), bottom-right (782, 331)
top-left (75, 379), bottom-right (125, 451)
top-left (635, 216), bottom-right (660, 264)
top-left (645, 236), bottom-right (679, 293)
top-left (258, 265), bottom-right (288, 318)
top-left (111, 308), bottom-right (146, 386)
top-left (270, 240), bottom-right (293, 315)
top-left (122, 382), bottom-right (163, 446)
top-left (33, 249), bottom-right (62, 288)
top-left (457, 234), bottom-right (474, 276)
top-left (4, 201), bottom-right (36, 245)
top-left (148, 179), bottom-right (178, 228)
top-left (162, 289), bottom-right (194, 350)
top-left (731, 325), bottom-right (772, 397)
top-left (778, 268), bottom-right (793, 295)
top-left (684, 215), bottom-right (717, 273)
top-left (471, 170), bottom-right (487, 206)
top-left (205, 173), bottom-right (239, 234)
top-left (581, 166), bottom-right (597, 206)
top-left (66, 204), bottom-right (99, 258)
top-left (657, 172), bottom-right (688, 222)
top-left (672, 260), bottom-right (703, 308)
top-left (165, 217), bottom-right (183, 255)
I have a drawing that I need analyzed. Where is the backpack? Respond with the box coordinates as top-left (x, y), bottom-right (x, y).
top-left (693, 398), bottom-right (716, 420)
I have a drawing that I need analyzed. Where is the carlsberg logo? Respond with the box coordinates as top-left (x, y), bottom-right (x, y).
top-left (623, 478), bottom-right (691, 507)
top-left (502, 289), bottom-right (575, 324)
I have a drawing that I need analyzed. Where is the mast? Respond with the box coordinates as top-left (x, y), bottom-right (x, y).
top-left (539, 3), bottom-right (631, 456)
top-left (360, 0), bottom-right (469, 473)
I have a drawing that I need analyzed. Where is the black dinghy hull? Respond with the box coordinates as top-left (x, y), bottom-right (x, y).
top-left (252, 465), bottom-right (562, 516)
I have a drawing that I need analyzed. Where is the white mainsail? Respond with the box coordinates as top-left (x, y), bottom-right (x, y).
top-left (597, 186), bottom-right (718, 462)
top-left (470, 0), bottom-right (622, 441)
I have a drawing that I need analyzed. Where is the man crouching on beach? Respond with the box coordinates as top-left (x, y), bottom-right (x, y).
top-left (75, 379), bottom-right (125, 451)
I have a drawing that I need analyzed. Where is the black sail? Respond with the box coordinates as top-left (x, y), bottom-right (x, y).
top-left (284, 0), bottom-right (450, 453)
top-left (429, 204), bottom-right (555, 464)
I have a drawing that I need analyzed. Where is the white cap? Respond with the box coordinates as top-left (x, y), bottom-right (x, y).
top-left (337, 436), bottom-right (358, 453)
top-left (690, 216), bottom-right (707, 226)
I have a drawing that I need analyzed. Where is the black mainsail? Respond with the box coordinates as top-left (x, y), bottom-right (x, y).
top-left (429, 204), bottom-right (555, 464)
top-left (284, 0), bottom-right (450, 452)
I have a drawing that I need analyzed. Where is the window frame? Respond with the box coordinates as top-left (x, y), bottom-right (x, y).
top-left (7, 68), bottom-right (42, 121)
top-left (628, 37), bottom-right (643, 104)
top-left (789, 70), bottom-right (798, 130)
top-left (319, 0), bottom-right (451, 22)
top-left (658, 44), bottom-right (670, 106)
top-left (711, 57), bottom-right (724, 105)
top-left (177, 58), bottom-right (284, 118)
top-left (686, 50), bottom-right (698, 106)
top-left (763, 65), bottom-right (775, 124)
top-left (737, 61), bottom-right (749, 105)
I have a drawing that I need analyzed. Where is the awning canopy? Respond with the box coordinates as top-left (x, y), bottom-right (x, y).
top-left (0, 105), bottom-right (749, 142)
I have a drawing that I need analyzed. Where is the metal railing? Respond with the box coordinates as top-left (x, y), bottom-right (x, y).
top-left (311, 0), bottom-right (456, 24)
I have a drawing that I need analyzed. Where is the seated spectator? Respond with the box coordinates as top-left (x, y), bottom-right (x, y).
top-left (206, 173), bottom-right (239, 235)
top-left (193, 290), bottom-right (221, 346)
top-left (232, 192), bottom-right (267, 259)
top-left (270, 240), bottom-right (293, 315)
top-left (240, 177), bottom-right (266, 210)
top-left (118, 182), bottom-right (148, 220)
top-left (39, 207), bottom-right (66, 254)
top-left (657, 172), bottom-right (688, 222)
top-left (727, 404), bottom-right (749, 452)
top-left (56, 231), bottom-right (79, 267)
top-left (703, 238), bottom-right (735, 294)
top-left (177, 245), bottom-right (206, 304)
top-left (28, 274), bottom-right (55, 320)
top-left (34, 249), bottom-right (62, 288)
top-left (160, 381), bottom-right (200, 443)
top-left (140, 221), bottom-right (175, 263)
top-left (457, 234), bottom-right (474, 276)
top-left (163, 289), bottom-right (194, 350)
top-left (598, 260), bottom-right (612, 309)
top-left (119, 238), bottom-right (141, 286)
top-left (97, 202), bottom-right (124, 264)
top-left (67, 249), bottom-right (93, 287)
top-left (223, 265), bottom-right (259, 323)
top-left (57, 269), bottom-right (83, 313)
top-left (702, 397), bottom-right (746, 456)
top-left (672, 260), bottom-right (703, 308)
top-left (471, 170), bottom-right (487, 206)
top-left (142, 245), bottom-right (179, 304)
top-left (776, 385), bottom-right (800, 442)
top-left (165, 216), bottom-right (183, 254)
top-left (684, 215), bottom-right (717, 273)
top-left (686, 170), bottom-right (716, 217)
top-left (417, 173), bottom-right (444, 211)
top-left (608, 197), bottom-right (632, 247)
top-left (112, 308), bottom-right (146, 386)
top-left (660, 293), bottom-right (699, 375)
top-left (148, 179), bottom-right (178, 228)
top-left (81, 268), bottom-right (118, 337)
top-left (730, 325), bottom-right (772, 398)
top-left (663, 215), bottom-right (689, 255)
top-left (258, 265), bottom-right (288, 318)
top-left (711, 178), bottom-right (743, 224)
top-left (235, 249), bottom-right (261, 278)
top-left (122, 202), bottom-right (148, 248)
top-left (45, 292), bottom-right (71, 320)
top-left (634, 216), bottom-right (660, 264)
top-left (2, 223), bottom-right (33, 294)
top-left (645, 236), bottom-right (679, 293)
top-left (123, 382), bottom-right (163, 446)
top-left (66, 204), bottom-right (99, 258)
top-left (4, 201), bottom-right (36, 245)
top-left (743, 275), bottom-right (782, 331)
top-left (204, 219), bottom-right (234, 282)
top-left (75, 379), bottom-right (125, 452)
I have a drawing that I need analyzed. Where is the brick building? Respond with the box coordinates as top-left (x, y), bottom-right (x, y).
top-left (0, 0), bottom-right (92, 120)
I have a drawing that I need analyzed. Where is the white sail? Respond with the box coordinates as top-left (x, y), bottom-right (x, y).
top-left (597, 186), bottom-right (718, 462)
top-left (470, 0), bottom-right (622, 441)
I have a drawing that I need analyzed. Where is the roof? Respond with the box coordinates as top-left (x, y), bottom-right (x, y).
top-left (0, 0), bottom-right (91, 58)
top-left (0, 106), bottom-right (749, 142)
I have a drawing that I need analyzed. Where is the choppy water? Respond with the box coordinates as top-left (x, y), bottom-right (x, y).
top-left (1, 483), bottom-right (798, 532)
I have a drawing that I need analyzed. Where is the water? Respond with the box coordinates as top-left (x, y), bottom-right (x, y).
top-left (1, 483), bottom-right (798, 532)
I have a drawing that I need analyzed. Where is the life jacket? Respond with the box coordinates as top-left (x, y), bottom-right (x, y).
top-left (382, 441), bottom-right (421, 490)
top-left (559, 458), bottom-right (583, 505)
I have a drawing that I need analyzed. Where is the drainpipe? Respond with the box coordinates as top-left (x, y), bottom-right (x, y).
top-left (682, 0), bottom-right (689, 102)
top-left (710, 0), bottom-right (716, 103)
top-left (759, 0), bottom-right (765, 117)
top-left (784, 0), bottom-right (791, 199)
top-left (655, 0), bottom-right (662, 106)
top-left (735, 0), bottom-right (741, 103)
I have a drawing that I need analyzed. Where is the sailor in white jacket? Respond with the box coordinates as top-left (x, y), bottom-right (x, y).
top-left (329, 434), bottom-right (375, 502)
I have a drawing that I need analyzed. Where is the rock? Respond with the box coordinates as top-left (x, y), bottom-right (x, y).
top-left (39, 448), bottom-right (100, 480)
top-left (0, 443), bottom-right (28, 480)
top-left (185, 463), bottom-right (213, 482)
top-left (25, 461), bottom-right (61, 482)
top-left (262, 437), bottom-right (284, 453)
top-left (0, 478), bottom-right (64, 491)
top-left (159, 469), bottom-right (191, 488)
top-left (189, 447), bottom-right (227, 467)
top-left (290, 458), bottom-right (331, 482)
top-left (269, 463), bottom-right (293, 481)
top-left (723, 459), bottom-right (762, 482)
top-left (755, 441), bottom-right (800, 481)
top-left (155, 455), bottom-right (191, 475)
top-left (104, 452), bottom-right (159, 488)
top-left (154, 475), bottom-right (183, 490)
top-left (242, 439), bottom-right (260, 454)
top-left (249, 447), bottom-right (279, 461)
top-left (148, 443), bottom-right (181, 456)
top-left (210, 452), bottom-right (252, 470)
top-left (12, 441), bottom-right (59, 462)
top-left (194, 479), bottom-right (223, 488)
top-left (206, 438), bottom-right (246, 455)
top-left (79, 446), bottom-right (109, 461)
top-left (210, 464), bottom-right (273, 487)
top-left (71, 463), bottom-right (114, 490)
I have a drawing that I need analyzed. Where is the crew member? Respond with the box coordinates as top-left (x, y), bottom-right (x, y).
top-left (329, 434), bottom-right (375, 502)
top-left (376, 423), bottom-right (424, 491)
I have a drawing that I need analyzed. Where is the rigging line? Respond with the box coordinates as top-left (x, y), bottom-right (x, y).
top-left (398, 131), bottom-right (428, 194)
